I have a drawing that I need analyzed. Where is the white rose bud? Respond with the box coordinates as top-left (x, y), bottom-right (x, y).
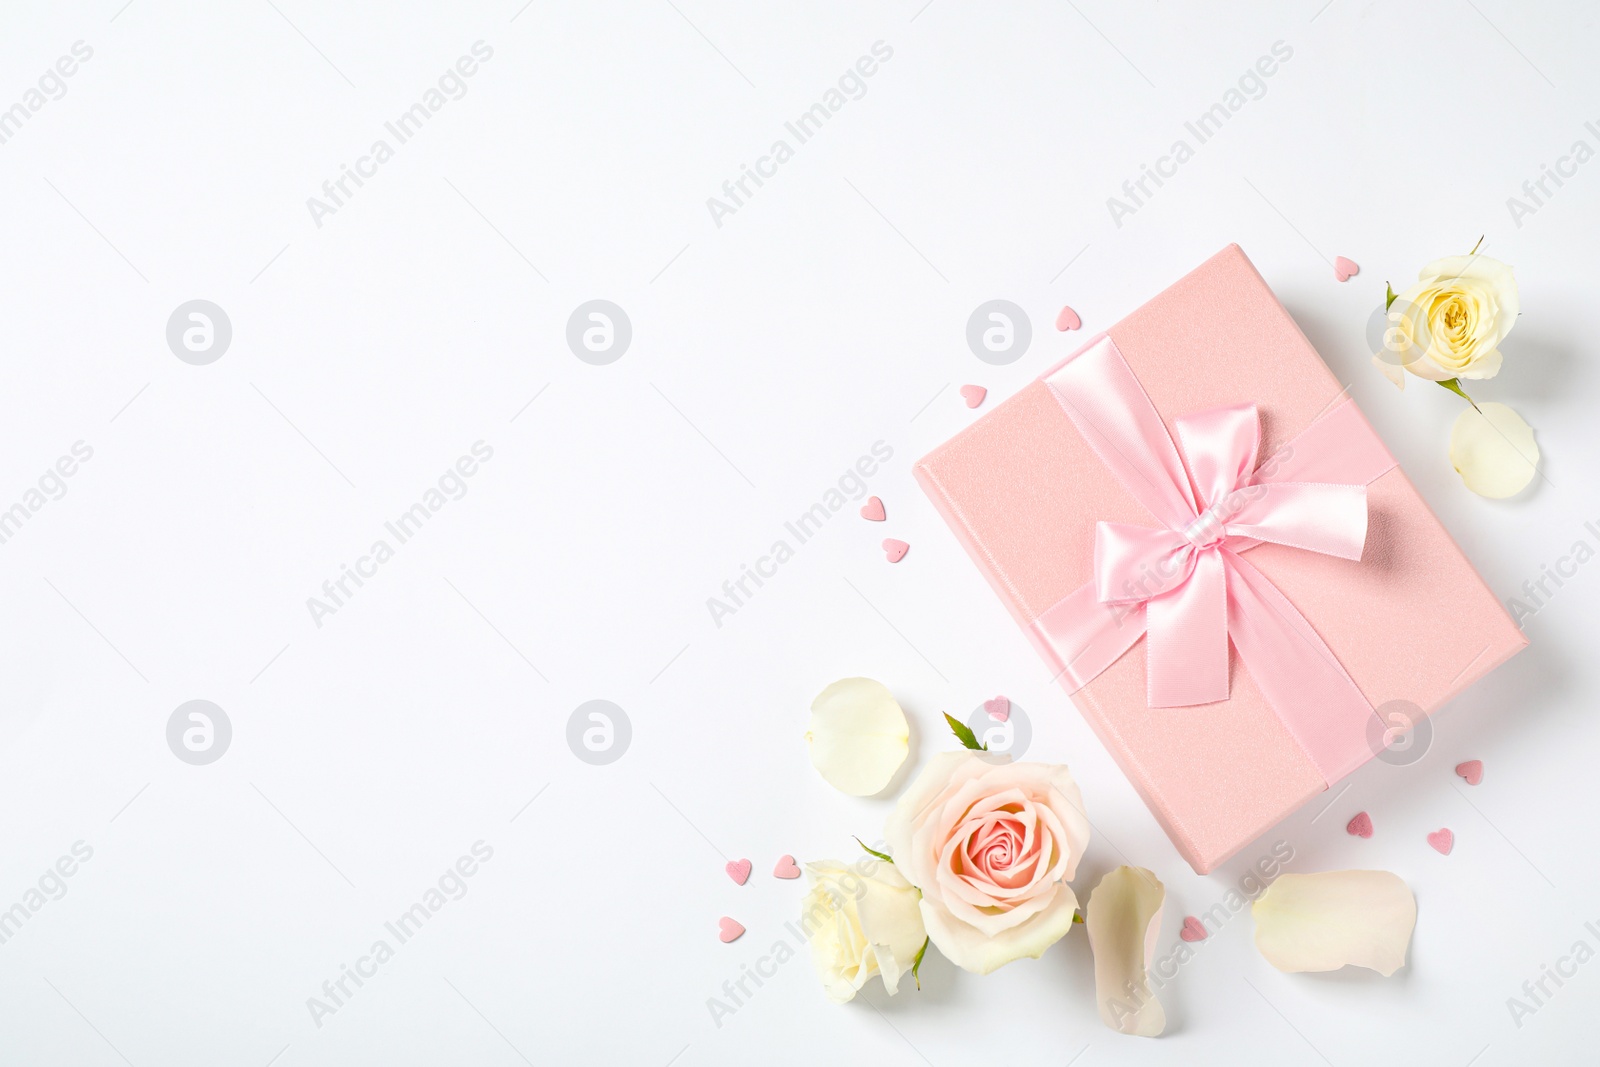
top-left (801, 858), bottom-right (926, 1004)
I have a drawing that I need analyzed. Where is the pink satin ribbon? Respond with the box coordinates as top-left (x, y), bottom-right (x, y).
top-left (1032, 335), bottom-right (1397, 784)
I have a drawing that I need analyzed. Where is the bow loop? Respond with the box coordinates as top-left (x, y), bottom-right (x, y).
top-left (1173, 403), bottom-right (1260, 511)
top-left (1223, 482), bottom-right (1369, 560)
top-left (1094, 523), bottom-right (1194, 604)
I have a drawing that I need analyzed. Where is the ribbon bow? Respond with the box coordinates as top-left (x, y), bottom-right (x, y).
top-left (1034, 335), bottom-right (1397, 783)
top-left (1093, 402), bottom-right (1369, 707)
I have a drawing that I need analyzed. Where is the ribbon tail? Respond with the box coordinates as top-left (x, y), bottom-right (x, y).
top-left (1223, 549), bottom-right (1379, 783)
top-left (1146, 548), bottom-right (1229, 707)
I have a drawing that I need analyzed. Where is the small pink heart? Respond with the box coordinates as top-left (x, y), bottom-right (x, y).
top-left (983, 695), bottom-right (1010, 722)
top-left (882, 538), bottom-right (909, 564)
top-left (773, 855), bottom-right (801, 879)
top-left (718, 916), bottom-right (745, 943)
top-left (860, 496), bottom-right (886, 522)
top-left (1179, 916), bottom-right (1208, 942)
top-left (725, 859), bottom-right (751, 885)
top-left (1333, 256), bottom-right (1359, 282)
top-left (1055, 305), bottom-right (1082, 331)
top-left (959, 384), bottom-right (987, 408)
top-left (1427, 828), bottom-right (1454, 855)
top-left (1346, 811), bottom-right (1373, 838)
top-left (1455, 759), bottom-right (1484, 786)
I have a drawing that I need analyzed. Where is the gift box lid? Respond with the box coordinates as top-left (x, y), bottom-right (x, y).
top-left (914, 244), bottom-right (1527, 873)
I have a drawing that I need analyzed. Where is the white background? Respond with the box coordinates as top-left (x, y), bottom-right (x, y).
top-left (0, 1), bottom-right (1594, 1064)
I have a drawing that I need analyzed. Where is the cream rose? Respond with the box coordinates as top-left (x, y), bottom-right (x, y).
top-left (883, 752), bottom-right (1091, 974)
top-left (1376, 254), bottom-right (1519, 388)
top-left (801, 858), bottom-right (926, 1004)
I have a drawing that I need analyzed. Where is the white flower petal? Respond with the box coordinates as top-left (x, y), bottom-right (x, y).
top-left (1086, 867), bottom-right (1166, 1037)
top-left (805, 678), bottom-right (910, 796)
top-left (882, 750), bottom-right (974, 879)
top-left (1372, 353), bottom-right (1406, 390)
top-left (1456, 347), bottom-right (1504, 380)
top-left (1252, 870), bottom-right (1416, 976)
top-left (1450, 401), bottom-right (1539, 499)
top-left (855, 862), bottom-right (927, 993)
top-left (917, 887), bottom-right (1079, 975)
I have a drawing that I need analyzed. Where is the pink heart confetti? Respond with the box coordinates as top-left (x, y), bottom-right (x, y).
top-left (860, 496), bottom-right (886, 522)
top-left (1427, 828), bottom-right (1454, 855)
top-left (1346, 811), bottom-right (1373, 838)
top-left (960, 384), bottom-right (987, 408)
top-left (1333, 256), bottom-right (1360, 282)
top-left (1055, 305), bottom-right (1082, 331)
top-left (725, 859), bottom-right (751, 885)
top-left (773, 855), bottom-right (801, 879)
top-left (882, 538), bottom-right (909, 564)
top-left (1179, 916), bottom-right (1208, 942)
top-left (983, 695), bottom-right (1010, 722)
top-left (718, 916), bottom-right (745, 943)
top-left (1455, 759), bottom-right (1484, 786)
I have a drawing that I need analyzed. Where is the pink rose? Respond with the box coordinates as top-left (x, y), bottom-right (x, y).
top-left (882, 752), bottom-right (1091, 974)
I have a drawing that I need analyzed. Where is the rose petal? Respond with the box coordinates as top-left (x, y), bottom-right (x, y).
top-left (1085, 867), bottom-right (1166, 1037)
top-left (916, 887), bottom-right (1079, 975)
top-left (854, 862), bottom-right (927, 994)
top-left (1450, 402), bottom-right (1539, 499)
top-left (1251, 870), bottom-right (1416, 976)
top-left (1372, 353), bottom-right (1406, 390)
top-left (1455, 346), bottom-right (1503, 380)
top-left (805, 678), bottom-right (910, 796)
top-left (1419, 254), bottom-right (1519, 343)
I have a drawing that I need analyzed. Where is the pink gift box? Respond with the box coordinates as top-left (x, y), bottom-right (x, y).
top-left (915, 244), bottom-right (1526, 873)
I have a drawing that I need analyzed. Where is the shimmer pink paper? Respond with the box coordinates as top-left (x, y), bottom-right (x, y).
top-left (915, 245), bottom-right (1526, 873)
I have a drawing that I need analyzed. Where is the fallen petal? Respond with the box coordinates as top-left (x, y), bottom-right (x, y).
top-left (1450, 402), bottom-right (1539, 498)
top-left (1086, 866), bottom-right (1166, 1037)
top-left (1252, 870), bottom-right (1416, 976)
top-left (805, 678), bottom-right (910, 796)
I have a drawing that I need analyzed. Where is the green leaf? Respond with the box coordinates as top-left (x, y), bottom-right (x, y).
top-left (944, 711), bottom-right (987, 751)
top-left (1385, 282), bottom-right (1398, 311)
top-left (910, 937), bottom-right (929, 990)
top-left (1436, 377), bottom-right (1481, 411)
top-left (854, 836), bottom-right (893, 864)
